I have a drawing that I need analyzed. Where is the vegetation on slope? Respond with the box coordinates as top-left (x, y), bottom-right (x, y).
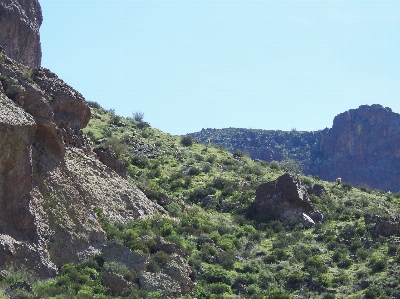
top-left (2, 103), bottom-right (400, 298)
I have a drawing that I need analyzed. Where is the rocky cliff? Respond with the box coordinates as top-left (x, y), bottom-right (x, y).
top-left (190, 105), bottom-right (400, 192)
top-left (310, 104), bottom-right (400, 191)
top-left (0, 42), bottom-right (164, 276)
top-left (0, 0), bottom-right (42, 68)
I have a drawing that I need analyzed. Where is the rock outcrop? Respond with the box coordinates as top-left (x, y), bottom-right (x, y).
top-left (254, 173), bottom-right (319, 227)
top-left (0, 45), bottom-right (164, 276)
top-left (310, 104), bottom-right (400, 192)
top-left (0, 0), bottom-right (42, 67)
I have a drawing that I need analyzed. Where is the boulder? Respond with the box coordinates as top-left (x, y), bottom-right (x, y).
top-left (102, 241), bottom-right (148, 272)
top-left (101, 271), bottom-right (130, 295)
top-left (310, 210), bottom-right (324, 222)
top-left (254, 173), bottom-right (315, 227)
top-left (163, 254), bottom-right (194, 295)
top-left (307, 184), bottom-right (326, 197)
top-left (153, 237), bottom-right (185, 257)
top-left (93, 147), bottom-right (127, 178)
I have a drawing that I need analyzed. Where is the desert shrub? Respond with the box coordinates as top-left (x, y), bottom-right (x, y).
top-left (364, 286), bottom-right (382, 299)
top-left (207, 282), bottom-right (231, 295)
top-left (269, 161), bottom-right (281, 170)
top-left (201, 162), bottom-right (212, 173)
top-left (342, 182), bottom-right (353, 191)
top-left (103, 136), bottom-right (128, 158)
top-left (233, 149), bottom-right (245, 159)
top-left (203, 267), bottom-right (234, 285)
top-left (188, 167), bottom-right (201, 176)
top-left (137, 121), bottom-right (150, 129)
top-left (206, 155), bottom-right (217, 164)
top-left (87, 100), bottom-right (103, 110)
top-left (303, 256), bottom-right (327, 275)
top-left (166, 202), bottom-right (181, 217)
top-left (267, 288), bottom-right (291, 299)
top-left (130, 155), bottom-right (149, 168)
top-left (181, 136), bottom-right (193, 147)
top-left (108, 109), bottom-right (121, 125)
top-left (217, 251), bottom-right (235, 270)
top-left (369, 253), bottom-right (387, 272)
top-left (387, 243), bottom-right (399, 256)
top-left (147, 251), bottom-right (172, 272)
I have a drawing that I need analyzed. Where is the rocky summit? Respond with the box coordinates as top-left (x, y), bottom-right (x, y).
top-left (190, 104), bottom-right (400, 192)
top-left (0, 0), bottom-right (164, 278)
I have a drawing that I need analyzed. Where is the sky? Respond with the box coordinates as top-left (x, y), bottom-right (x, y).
top-left (40, 1), bottom-right (400, 135)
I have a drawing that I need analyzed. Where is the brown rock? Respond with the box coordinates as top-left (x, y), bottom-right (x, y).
top-left (101, 271), bottom-right (130, 295)
top-left (254, 173), bottom-right (314, 223)
top-left (93, 147), bottom-right (127, 178)
top-left (0, 0), bottom-right (42, 68)
top-left (307, 184), bottom-right (326, 197)
top-left (0, 47), bottom-right (164, 277)
top-left (311, 104), bottom-right (400, 192)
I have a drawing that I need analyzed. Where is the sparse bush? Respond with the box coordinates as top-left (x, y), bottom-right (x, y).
top-left (103, 136), bottom-right (128, 158)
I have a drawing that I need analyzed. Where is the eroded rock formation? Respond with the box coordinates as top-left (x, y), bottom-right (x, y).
top-left (0, 45), bottom-right (164, 276)
top-left (254, 173), bottom-right (321, 227)
top-left (310, 104), bottom-right (400, 191)
top-left (0, 0), bottom-right (42, 67)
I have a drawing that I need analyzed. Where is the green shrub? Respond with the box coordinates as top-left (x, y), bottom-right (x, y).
top-left (130, 155), bottom-right (150, 168)
top-left (180, 136), bottom-right (193, 147)
top-left (207, 282), bottom-right (231, 295)
top-left (369, 253), bottom-right (386, 272)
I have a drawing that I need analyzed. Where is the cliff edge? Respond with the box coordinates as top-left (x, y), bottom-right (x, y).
top-left (0, 0), bottom-right (42, 68)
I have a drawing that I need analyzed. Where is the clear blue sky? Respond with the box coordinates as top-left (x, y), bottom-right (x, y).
top-left (40, 1), bottom-right (400, 135)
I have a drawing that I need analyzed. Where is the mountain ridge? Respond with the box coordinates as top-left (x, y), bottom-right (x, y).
top-left (189, 104), bottom-right (400, 192)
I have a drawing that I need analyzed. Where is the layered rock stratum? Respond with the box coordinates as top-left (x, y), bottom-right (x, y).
top-left (0, 3), bottom-right (164, 276)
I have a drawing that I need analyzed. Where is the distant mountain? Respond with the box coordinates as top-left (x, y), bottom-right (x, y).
top-left (189, 104), bottom-right (400, 192)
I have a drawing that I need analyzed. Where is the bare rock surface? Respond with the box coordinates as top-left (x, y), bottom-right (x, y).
top-left (102, 241), bottom-right (148, 272)
top-left (101, 271), bottom-right (131, 295)
top-left (139, 271), bottom-right (181, 295)
top-left (93, 147), bottom-right (127, 178)
top-left (311, 104), bottom-right (400, 191)
top-left (254, 173), bottom-right (318, 227)
top-left (164, 254), bottom-right (194, 295)
top-left (0, 48), bottom-right (164, 276)
top-left (0, 0), bottom-right (42, 67)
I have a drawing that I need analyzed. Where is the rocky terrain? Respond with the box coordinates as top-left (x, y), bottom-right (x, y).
top-left (190, 104), bottom-right (400, 192)
top-left (0, 0), bottom-right (164, 279)
top-left (0, 0), bottom-right (42, 68)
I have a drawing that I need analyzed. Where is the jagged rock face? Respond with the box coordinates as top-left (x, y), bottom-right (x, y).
top-left (254, 173), bottom-right (316, 227)
top-left (0, 0), bottom-right (42, 68)
top-left (0, 50), bottom-right (164, 276)
top-left (310, 104), bottom-right (400, 191)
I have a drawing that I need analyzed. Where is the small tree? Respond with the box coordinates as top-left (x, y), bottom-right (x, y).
top-left (181, 135), bottom-right (193, 147)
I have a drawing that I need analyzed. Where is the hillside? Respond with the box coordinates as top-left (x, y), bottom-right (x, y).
top-left (2, 1), bottom-right (400, 298)
top-left (189, 104), bottom-right (400, 192)
top-left (3, 102), bottom-right (400, 298)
